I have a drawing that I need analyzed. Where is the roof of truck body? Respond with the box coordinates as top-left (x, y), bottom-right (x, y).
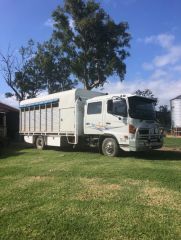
top-left (20, 89), bottom-right (104, 108)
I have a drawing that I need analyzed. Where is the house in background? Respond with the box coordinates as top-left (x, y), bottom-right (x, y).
top-left (0, 102), bottom-right (19, 143)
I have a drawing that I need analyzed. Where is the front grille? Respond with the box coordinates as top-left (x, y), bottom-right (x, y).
top-left (139, 129), bottom-right (149, 135)
top-left (138, 134), bottom-right (160, 141)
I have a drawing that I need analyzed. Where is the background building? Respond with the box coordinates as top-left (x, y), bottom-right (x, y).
top-left (170, 95), bottom-right (181, 136)
top-left (0, 102), bottom-right (19, 143)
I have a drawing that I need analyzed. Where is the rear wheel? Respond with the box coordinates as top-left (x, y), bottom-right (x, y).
top-left (102, 138), bottom-right (119, 157)
top-left (35, 136), bottom-right (45, 150)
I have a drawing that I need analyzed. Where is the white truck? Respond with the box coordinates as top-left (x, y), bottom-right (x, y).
top-left (19, 88), bottom-right (163, 156)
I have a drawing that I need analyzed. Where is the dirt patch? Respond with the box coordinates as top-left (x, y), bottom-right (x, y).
top-left (123, 179), bottom-right (150, 186)
top-left (74, 178), bottom-right (121, 201)
top-left (141, 186), bottom-right (181, 210)
top-left (13, 175), bottom-right (54, 188)
top-left (160, 147), bottom-right (181, 152)
top-left (26, 176), bottom-right (54, 182)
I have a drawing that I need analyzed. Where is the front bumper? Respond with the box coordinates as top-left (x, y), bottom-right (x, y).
top-left (129, 134), bottom-right (163, 151)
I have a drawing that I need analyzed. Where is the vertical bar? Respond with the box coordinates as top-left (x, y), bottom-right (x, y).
top-left (24, 109), bottom-right (26, 132)
top-left (19, 109), bottom-right (21, 132)
top-left (29, 107), bottom-right (30, 132)
top-left (34, 106), bottom-right (35, 132)
top-left (45, 104), bottom-right (47, 132)
top-left (59, 109), bottom-right (60, 132)
top-left (39, 105), bottom-right (41, 132)
top-left (51, 103), bottom-right (53, 132)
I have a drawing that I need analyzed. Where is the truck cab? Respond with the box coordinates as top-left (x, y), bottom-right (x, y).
top-left (84, 94), bottom-right (163, 156)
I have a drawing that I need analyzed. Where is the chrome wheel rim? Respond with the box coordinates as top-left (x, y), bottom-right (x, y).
top-left (37, 139), bottom-right (43, 147)
top-left (105, 141), bottom-right (114, 155)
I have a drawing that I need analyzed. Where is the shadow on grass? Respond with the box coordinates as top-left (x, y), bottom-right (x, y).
top-left (51, 146), bottom-right (181, 161)
top-left (120, 150), bottom-right (181, 161)
top-left (0, 142), bottom-right (33, 160)
top-left (1, 142), bottom-right (181, 161)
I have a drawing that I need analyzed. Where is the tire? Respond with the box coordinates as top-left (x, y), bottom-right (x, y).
top-left (35, 136), bottom-right (45, 150)
top-left (102, 138), bottom-right (119, 157)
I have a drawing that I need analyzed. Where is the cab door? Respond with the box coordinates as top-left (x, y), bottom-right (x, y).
top-left (104, 98), bottom-right (129, 145)
top-left (84, 101), bottom-right (104, 135)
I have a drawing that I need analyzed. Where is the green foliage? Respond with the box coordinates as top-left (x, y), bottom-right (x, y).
top-left (135, 89), bottom-right (158, 106)
top-left (52, 0), bottom-right (131, 90)
top-left (157, 105), bottom-right (171, 128)
top-left (35, 40), bottom-right (77, 94)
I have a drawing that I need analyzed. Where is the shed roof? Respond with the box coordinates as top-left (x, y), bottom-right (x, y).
top-left (0, 102), bottom-right (19, 113)
top-left (171, 95), bottom-right (181, 101)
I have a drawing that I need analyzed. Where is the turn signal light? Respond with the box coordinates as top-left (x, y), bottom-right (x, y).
top-left (129, 124), bottom-right (136, 134)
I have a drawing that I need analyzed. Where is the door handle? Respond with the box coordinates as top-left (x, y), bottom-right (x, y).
top-left (106, 122), bottom-right (111, 125)
top-left (86, 122), bottom-right (90, 125)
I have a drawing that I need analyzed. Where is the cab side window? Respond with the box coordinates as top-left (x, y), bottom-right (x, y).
top-left (107, 99), bottom-right (127, 117)
top-left (87, 101), bottom-right (102, 114)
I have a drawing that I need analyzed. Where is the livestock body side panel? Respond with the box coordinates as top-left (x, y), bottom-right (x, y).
top-left (41, 107), bottom-right (46, 132)
top-left (25, 110), bottom-right (29, 132)
top-left (52, 104), bottom-right (59, 132)
top-left (20, 99), bottom-right (60, 134)
top-left (35, 108), bottom-right (40, 132)
top-left (30, 109), bottom-right (34, 132)
top-left (21, 110), bottom-right (25, 132)
top-left (60, 108), bottom-right (75, 133)
top-left (47, 107), bottom-right (52, 132)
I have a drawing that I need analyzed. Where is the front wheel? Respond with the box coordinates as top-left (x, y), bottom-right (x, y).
top-left (102, 138), bottom-right (119, 157)
top-left (35, 136), bottom-right (45, 150)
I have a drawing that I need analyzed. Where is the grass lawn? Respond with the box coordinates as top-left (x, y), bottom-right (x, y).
top-left (0, 137), bottom-right (181, 240)
top-left (164, 136), bottom-right (181, 149)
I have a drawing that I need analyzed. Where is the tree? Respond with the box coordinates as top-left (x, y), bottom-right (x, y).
top-left (0, 39), bottom-right (77, 100)
top-left (52, 0), bottom-right (131, 90)
top-left (134, 89), bottom-right (158, 104)
top-left (35, 39), bottom-right (77, 94)
top-left (157, 105), bottom-right (171, 128)
top-left (0, 40), bottom-right (45, 101)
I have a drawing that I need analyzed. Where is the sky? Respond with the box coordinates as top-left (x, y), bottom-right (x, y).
top-left (0, 0), bottom-right (181, 107)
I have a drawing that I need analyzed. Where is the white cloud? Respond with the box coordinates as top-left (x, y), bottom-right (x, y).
top-left (150, 69), bottom-right (167, 79)
top-left (102, 0), bottom-right (136, 7)
top-left (144, 33), bottom-right (175, 49)
top-left (153, 45), bottom-right (181, 67)
top-left (101, 77), bottom-right (181, 106)
top-left (136, 33), bottom-right (181, 105)
top-left (0, 94), bottom-right (19, 108)
top-left (44, 18), bottom-right (54, 28)
top-left (141, 33), bottom-right (181, 68)
top-left (173, 65), bottom-right (181, 72)
top-left (142, 62), bottom-right (154, 71)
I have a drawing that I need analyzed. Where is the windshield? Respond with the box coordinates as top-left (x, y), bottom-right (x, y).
top-left (128, 96), bottom-right (156, 120)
